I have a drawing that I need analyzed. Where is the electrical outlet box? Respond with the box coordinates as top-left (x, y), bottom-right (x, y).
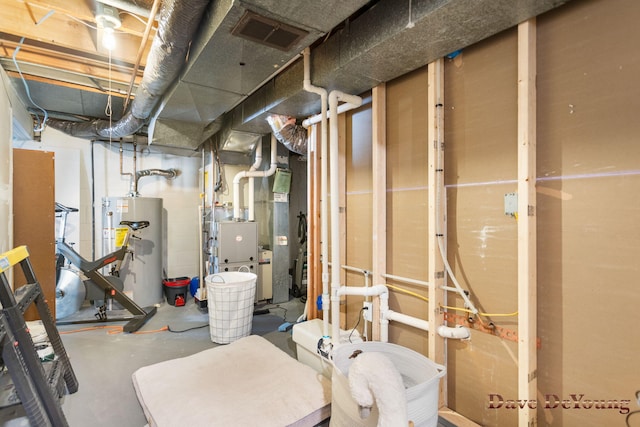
top-left (504, 192), bottom-right (518, 217)
top-left (363, 301), bottom-right (373, 322)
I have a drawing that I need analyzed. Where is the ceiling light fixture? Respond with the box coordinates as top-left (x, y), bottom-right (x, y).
top-left (95, 3), bottom-right (121, 51)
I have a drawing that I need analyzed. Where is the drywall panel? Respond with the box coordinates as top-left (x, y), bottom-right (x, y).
top-left (444, 26), bottom-right (519, 427)
top-left (536, 0), bottom-right (640, 425)
top-left (385, 66), bottom-right (430, 353)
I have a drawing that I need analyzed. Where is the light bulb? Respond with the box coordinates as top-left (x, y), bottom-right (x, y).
top-left (102, 27), bottom-right (116, 51)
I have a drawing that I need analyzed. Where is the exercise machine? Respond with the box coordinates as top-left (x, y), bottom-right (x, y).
top-left (54, 203), bottom-right (156, 332)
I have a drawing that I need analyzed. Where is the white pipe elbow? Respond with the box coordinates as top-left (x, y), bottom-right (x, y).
top-left (337, 284), bottom-right (388, 298)
top-left (437, 325), bottom-right (471, 340)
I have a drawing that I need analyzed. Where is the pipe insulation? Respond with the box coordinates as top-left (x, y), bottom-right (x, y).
top-left (47, 0), bottom-right (211, 139)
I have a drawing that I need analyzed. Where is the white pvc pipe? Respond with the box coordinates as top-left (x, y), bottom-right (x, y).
top-left (233, 135), bottom-right (277, 221)
top-left (248, 139), bottom-right (263, 221)
top-left (329, 89), bottom-right (362, 343)
top-left (385, 310), bottom-right (430, 332)
top-left (437, 325), bottom-right (471, 340)
top-left (302, 48), bottom-right (331, 340)
top-left (335, 281), bottom-right (469, 342)
top-left (337, 284), bottom-right (388, 298)
top-left (381, 273), bottom-right (429, 287)
top-left (302, 103), bottom-right (358, 127)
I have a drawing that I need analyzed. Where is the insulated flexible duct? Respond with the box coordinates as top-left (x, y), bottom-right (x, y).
top-left (131, 168), bottom-right (178, 196)
top-left (266, 114), bottom-right (308, 155)
top-left (47, 0), bottom-right (210, 139)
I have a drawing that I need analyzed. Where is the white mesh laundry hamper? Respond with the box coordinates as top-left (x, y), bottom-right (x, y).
top-left (330, 341), bottom-right (446, 427)
top-left (205, 272), bottom-right (257, 344)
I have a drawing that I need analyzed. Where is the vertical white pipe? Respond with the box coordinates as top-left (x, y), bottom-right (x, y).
top-left (328, 90), bottom-right (362, 342)
top-left (248, 139), bottom-right (263, 221)
top-left (233, 137), bottom-right (275, 221)
top-left (302, 48), bottom-right (331, 339)
top-left (379, 291), bottom-right (389, 342)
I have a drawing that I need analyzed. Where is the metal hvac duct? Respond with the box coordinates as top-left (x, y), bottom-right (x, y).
top-left (47, 0), bottom-right (210, 139)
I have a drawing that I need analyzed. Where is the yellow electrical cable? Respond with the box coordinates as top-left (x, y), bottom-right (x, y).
top-left (439, 304), bottom-right (518, 317)
top-left (385, 284), bottom-right (429, 302)
top-left (382, 283), bottom-right (518, 317)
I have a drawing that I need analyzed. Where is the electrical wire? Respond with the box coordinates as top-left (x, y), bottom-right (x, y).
top-left (385, 283), bottom-right (429, 302)
top-left (119, 11), bottom-right (148, 26)
top-left (259, 304), bottom-right (289, 322)
top-left (433, 66), bottom-right (478, 315)
top-left (59, 325), bottom-right (169, 334)
top-left (64, 14), bottom-right (99, 30)
top-left (167, 324), bottom-right (208, 333)
top-left (384, 282), bottom-right (517, 317)
top-left (12, 38), bottom-right (48, 131)
top-left (349, 306), bottom-right (366, 343)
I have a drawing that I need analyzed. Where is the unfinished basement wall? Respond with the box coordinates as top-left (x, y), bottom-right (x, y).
top-left (535, 0), bottom-right (640, 425)
top-left (444, 27), bottom-right (519, 426)
top-left (344, 97), bottom-right (373, 333)
top-left (384, 68), bottom-right (431, 354)
top-left (333, 1), bottom-right (638, 426)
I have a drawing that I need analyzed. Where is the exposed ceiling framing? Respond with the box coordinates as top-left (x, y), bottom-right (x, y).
top-left (1, 0), bottom-right (571, 155)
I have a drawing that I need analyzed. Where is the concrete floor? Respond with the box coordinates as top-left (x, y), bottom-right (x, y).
top-left (3, 294), bottom-right (459, 427)
top-left (57, 296), bottom-right (306, 427)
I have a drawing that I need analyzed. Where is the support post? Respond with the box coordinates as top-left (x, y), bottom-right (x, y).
top-left (338, 113), bottom-right (347, 328)
top-left (517, 18), bottom-right (537, 427)
top-left (371, 83), bottom-right (387, 341)
top-left (428, 58), bottom-right (447, 407)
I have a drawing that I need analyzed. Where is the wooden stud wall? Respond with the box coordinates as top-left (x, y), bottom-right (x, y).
top-left (315, 2), bottom-right (638, 426)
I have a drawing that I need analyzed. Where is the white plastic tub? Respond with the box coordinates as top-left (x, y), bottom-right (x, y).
top-left (330, 341), bottom-right (446, 427)
top-left (205, 272), bottom-right (257, 344)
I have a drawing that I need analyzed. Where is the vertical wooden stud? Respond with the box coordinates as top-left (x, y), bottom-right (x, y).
top-left (371, 83), bottom-right (387, 341)
top-left (338, 113), bottom-right (348, 328)
top-left (307, 124), bottom-right (321, 320)
top-left (427, 58), bottom-right (447, 407)
top-left (517, 18), bottom-right (537, 427)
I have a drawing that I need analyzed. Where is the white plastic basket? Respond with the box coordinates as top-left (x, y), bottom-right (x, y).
top-left (330, 341), bottom-right (446, 427)
top-left (205, 271), bottom-right (257, 344)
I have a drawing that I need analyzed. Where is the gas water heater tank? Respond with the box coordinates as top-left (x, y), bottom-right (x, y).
top-left (102, 197), bottom-right (163, 307)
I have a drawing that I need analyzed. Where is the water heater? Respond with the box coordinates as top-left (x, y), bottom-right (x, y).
top-left (102, 197), bottom-right (163, 307)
